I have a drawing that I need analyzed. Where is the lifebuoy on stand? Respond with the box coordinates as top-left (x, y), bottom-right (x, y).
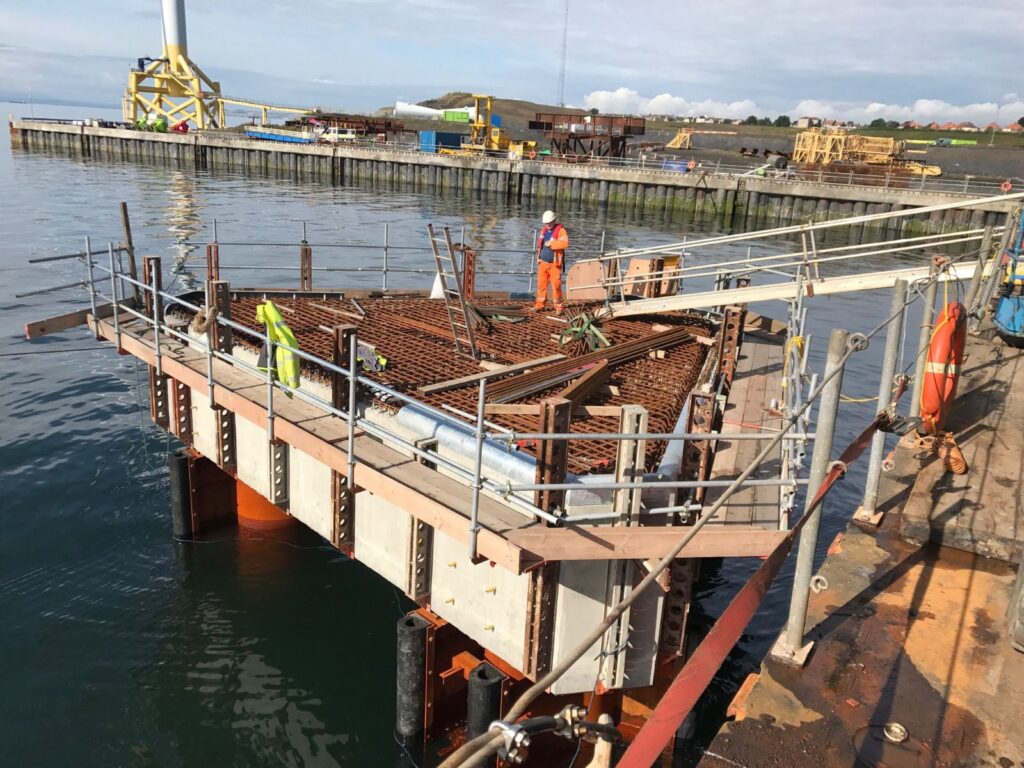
top-left (1001, 179), bottom-right (1013, 193)
top-left (528, 150), bottom-right (537, 160)
top-left (687, 159), bottom-right (696, 171)
top-left (919, 301), bottom-right (967, 435)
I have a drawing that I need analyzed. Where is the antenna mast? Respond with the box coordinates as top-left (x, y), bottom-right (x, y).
top-left (557, 0), bottom-right (569, 107)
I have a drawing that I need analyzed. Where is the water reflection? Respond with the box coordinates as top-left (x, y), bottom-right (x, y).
top-left (164, 170), bottom-right (202, 292)
top-left (145, 530), bottom-right (381, 766)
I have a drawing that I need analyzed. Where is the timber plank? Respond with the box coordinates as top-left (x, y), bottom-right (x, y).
top-left (705, 336), bottom-right (784, 529)
top-left (25, 301), bottom-right (134, 339)
top-left (506, 526), bottom-right (786, 562)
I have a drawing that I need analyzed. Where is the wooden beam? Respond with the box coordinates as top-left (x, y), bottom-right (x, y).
top-left (24, 301), bottom-right (133, 340)
top-left (557, 360), bottom-right (610, 408)
top-left (744, 311), bottom-right (787, 336)
top-left (309, 301), bottom-right (363, 321)
top-left (535, 398), bottom-right (572, 516)
top-left (418, 354), bottom-right (566, 394)
top-left (506, 526), bottom-right (787, 562)
top-left (485, 403), bottom-right (541, 416)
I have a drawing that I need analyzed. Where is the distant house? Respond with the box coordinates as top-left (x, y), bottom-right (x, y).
top-left (794, 116), bottom-right (823, 128)
top-left (958, 121), bottom-right (979, 132)
top-left (926, 122), bottom-right (941, 130)
top-left (822, 118), bottom-right (843, 127)
top-left (940, 121), bottom-right (959, 131)
top-left (984, 122), bottom-right (1002, 132)
top-left (902, 120), bottom-right (921, 129)
top-left (1007, 123), bottom-right (1024, 133)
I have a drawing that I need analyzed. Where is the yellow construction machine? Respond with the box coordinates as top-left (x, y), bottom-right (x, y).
top-left (792, 127), bottom-right (941, 176)
top-left (439, 95), bottom-right (537, 159)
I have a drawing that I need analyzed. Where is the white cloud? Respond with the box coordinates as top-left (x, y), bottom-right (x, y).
top-left (584, 88), bottom-right (1024, 127)
top-left (792, 98), bottom-right (1024, 125)
top-left (583, 88), bottom-right (759, 119)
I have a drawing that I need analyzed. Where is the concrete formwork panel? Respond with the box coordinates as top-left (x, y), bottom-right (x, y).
top-left (430, 528), bottom-right (530, 672)
top-left (549, 559), bottom-right (611, 694)
top-left (354, 492), bottom-right (413, 590)
top-left (288, 446), bottom-right (333, 541)
top-left (189, 388), bottom-right (219, 462)
top-left (235, 416), bottom-right (271, 497)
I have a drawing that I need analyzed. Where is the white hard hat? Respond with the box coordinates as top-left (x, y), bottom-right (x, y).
top-left (542, 210), bottom-right (556, 224)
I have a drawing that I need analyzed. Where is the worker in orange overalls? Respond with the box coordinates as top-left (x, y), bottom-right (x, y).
top-left (533, 210), bottom-right (569, 314)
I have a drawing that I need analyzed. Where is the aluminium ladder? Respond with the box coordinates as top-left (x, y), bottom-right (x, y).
top-left (428, 223), bottom-right (479, 358)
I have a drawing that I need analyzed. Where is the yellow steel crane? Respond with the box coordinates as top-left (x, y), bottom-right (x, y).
top-left (440, 95), bottom-right (537, 159)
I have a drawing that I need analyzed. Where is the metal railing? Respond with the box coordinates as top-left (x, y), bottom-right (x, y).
top-left (567, 192), bottom-right (1023, 311)
top-left (174, 221), bottom-right (543, 293)
top-left (66, 243), bottom-right (810, 558)
top-left (572, 227), bottom-right (998, 296)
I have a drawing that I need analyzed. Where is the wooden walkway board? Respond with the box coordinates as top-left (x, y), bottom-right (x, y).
top-left (704, 334), bottom-right (785, 529)
top-left (899, 331), bottom-right (1024, 562)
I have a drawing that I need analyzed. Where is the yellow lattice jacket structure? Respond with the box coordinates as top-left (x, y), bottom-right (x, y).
top-left (792, 127), bottom-right (904, 166)
top-left (122, 0), bottom-right (221, 129)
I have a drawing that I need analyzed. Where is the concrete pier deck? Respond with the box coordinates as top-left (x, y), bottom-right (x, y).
top-left (900, 333), bottom-right (1024, 561)
top-left (698, 328), bottom-right (1024, 768)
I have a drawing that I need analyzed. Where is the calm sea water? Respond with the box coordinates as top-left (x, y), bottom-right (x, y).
top-left (1, 102), bottom-right (935, 766)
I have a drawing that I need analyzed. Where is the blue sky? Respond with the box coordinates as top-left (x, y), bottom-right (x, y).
top-left (1, 0), bottom-right (1022, 123)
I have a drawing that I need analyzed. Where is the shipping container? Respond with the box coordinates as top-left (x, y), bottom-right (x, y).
top-left (419, 130), bottom-right (464, 153)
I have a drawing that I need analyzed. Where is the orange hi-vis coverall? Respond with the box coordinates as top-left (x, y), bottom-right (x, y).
top-left (535, 223), bottom-right (569, 311)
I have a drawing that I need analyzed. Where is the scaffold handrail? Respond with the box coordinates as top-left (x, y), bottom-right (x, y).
top-left (580, 190), bottom-right (1024, 263)
top-left (100, 264), bottom-right (561, 525)
top-left (572, 227), bottom-right (997, 292)
top-left (86, 253), bottom-right (810, 545)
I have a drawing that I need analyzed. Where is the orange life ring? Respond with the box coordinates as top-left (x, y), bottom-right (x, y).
top-left (528, 150), bottom-right (537, 160)
top-left (1001, 180), bottom-right (1013, 193)
top-left (919, 301), bottom-right (966, 435)
top-left (687, 159), bottom-right (696, 171)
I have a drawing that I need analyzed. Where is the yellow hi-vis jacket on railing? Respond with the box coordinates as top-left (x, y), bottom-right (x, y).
top-left (256, 300), bottom-right (300, 390)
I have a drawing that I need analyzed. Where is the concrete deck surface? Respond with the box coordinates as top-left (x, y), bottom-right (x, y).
top-left (698, 330), bottom-right (1024, 768)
